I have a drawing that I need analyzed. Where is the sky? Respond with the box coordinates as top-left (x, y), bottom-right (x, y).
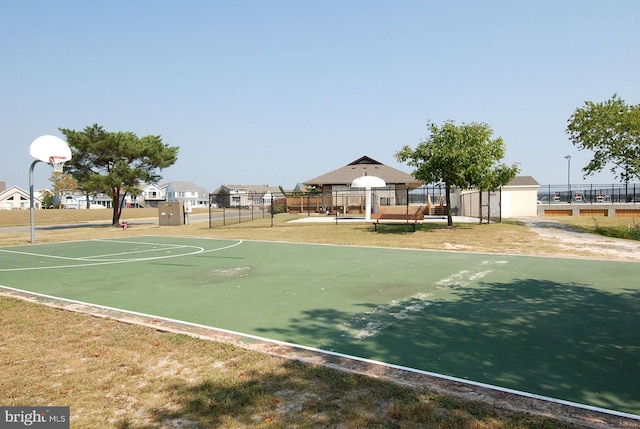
top-left (2, 0), bottom-right (639, 192)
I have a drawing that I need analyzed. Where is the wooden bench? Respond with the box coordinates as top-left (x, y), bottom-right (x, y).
top-left (370, 206), bottom-right (425, 231)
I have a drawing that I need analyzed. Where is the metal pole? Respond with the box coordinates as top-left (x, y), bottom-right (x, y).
top-left (208, 193), bottom-right (212, 229)
top-left (565, 155), bottom-right (571, 203)
top-left (547, 184), bottom-right (551, 205)
top-left (29, 159), bottom-right (40, 243)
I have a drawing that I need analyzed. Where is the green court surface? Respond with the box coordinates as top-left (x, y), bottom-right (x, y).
top-left (1, 236), bottom-right (639, 418)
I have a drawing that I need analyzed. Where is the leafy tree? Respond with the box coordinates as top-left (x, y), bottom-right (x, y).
top-left (40, 189), bottom-right (54, 209)
top-left (396, 120), bottom-right (519, 226)
top-left (48, 171), bottom-right (78, 209)
top-left (59, 124), bottom-right (179, 225)
top-left (214, 188), bottom-right (229, 208)
top-left (566, 94), bottom-right (640, 184)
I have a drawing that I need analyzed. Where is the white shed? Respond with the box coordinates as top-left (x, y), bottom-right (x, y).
top-left (501, 176), bottom-right (540, 217)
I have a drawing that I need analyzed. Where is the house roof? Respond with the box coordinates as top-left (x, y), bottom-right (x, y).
top-left (506, 176), bottom-right (540, 187)
top-left (139, 182), bottom-right (164, 191)
top-left (221, 184), bottom-right (285, 196)
top-left (303, 156), bottom-right (422, 187)
top-left (166, 181), bottom-right (199, 191)
top-left (0, 185), bottom-right (40, 205)
top-left (0, 185), bottom-right (30, 199)
top-left (195, 186), bottom-right (209, 198)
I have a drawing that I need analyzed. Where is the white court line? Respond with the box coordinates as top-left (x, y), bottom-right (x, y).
top-left (0, 284), bottom-right (637, 423)
top-left (0, 243), bottom-right (203, 262)
top-left (0, 239), bottom-right (243, 272)
top-left (335, 259), bottom-right (507, 343)
top-left (82, 239), bottom-right (201, 260)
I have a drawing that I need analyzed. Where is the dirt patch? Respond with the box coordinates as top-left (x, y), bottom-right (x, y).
top-left (520, 218), bottom-right (640, 262)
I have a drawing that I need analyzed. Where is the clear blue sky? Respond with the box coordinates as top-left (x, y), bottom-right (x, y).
top-left (2, 0), bottom-right (639, 191)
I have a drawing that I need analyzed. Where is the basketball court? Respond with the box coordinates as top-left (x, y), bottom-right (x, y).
top-left (1, 236), bottom-right (639, 420)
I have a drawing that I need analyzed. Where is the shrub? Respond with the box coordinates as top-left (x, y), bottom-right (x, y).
top-left (594, 219), bottom-right (640, 241)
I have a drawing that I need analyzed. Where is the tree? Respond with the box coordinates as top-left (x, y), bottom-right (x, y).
top-left (59, 124), bottom-right (179, 225)
top-left (566, 94), bottom-right (640, 184)
top-left (395, 120), bottom-right (519, 226)
top-left (40, 190), bottom-right (54, 209)
top-left (214, 188), bottom-right (229, 208)
top-left (48, 171), bottom-right (78, 209)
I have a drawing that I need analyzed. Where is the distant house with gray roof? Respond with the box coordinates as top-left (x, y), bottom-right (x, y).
top-left (166, 181), bottom-right (209, 210)
top-left (216, 184), bottom-right (285, 208)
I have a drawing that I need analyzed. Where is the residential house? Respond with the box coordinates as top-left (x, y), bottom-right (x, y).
top-left (133, 183), bottom-right (167, 208)
top-left (166, 182), bottom-right (208, 211)
top-left (194, 185), bottom-right (210, 208)
top-left (58, 192), bottom-right (110, 209)
top-left (0, 185), bottom-right (40, 210)
top-left (216, 185), bottom-right (285, 208)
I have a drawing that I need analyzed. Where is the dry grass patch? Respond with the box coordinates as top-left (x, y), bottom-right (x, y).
top-left (0, 207), bottom-right (160, 226)
top-left (0, 297), bottom-right (576, 428)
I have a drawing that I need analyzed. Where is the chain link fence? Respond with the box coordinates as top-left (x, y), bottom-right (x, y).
top-left (208, 187), bottom-right (507, 226)
top-left (208, 192), bottom-right (284, 227)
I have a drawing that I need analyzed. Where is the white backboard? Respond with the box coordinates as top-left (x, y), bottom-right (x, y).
top-left (29, 135), bottom-right (72, 163)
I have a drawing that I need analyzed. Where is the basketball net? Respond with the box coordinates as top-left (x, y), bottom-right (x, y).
top-left (49, 156), bottom-right (67, 173)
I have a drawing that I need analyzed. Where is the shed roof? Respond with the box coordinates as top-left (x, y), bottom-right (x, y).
top-left (506, 176), bottom-right (540, 187)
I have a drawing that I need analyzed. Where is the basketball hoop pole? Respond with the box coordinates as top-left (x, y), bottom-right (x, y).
top-left (29, 159), bottom-right (41, 243)
top-left (28, 135), bottom-right (72, 243)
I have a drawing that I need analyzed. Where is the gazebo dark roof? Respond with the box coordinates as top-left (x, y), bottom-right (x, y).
top-left (303, 156), bottom-right (422, 188)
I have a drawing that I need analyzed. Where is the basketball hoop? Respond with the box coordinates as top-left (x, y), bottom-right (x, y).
top-left (49, 156), bottom-right (67, 173)
top-left (29, 135), bottom-right (73, 244)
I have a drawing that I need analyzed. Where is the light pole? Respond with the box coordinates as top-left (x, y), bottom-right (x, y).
top-left (564, 155), bottom-right (571, 202)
